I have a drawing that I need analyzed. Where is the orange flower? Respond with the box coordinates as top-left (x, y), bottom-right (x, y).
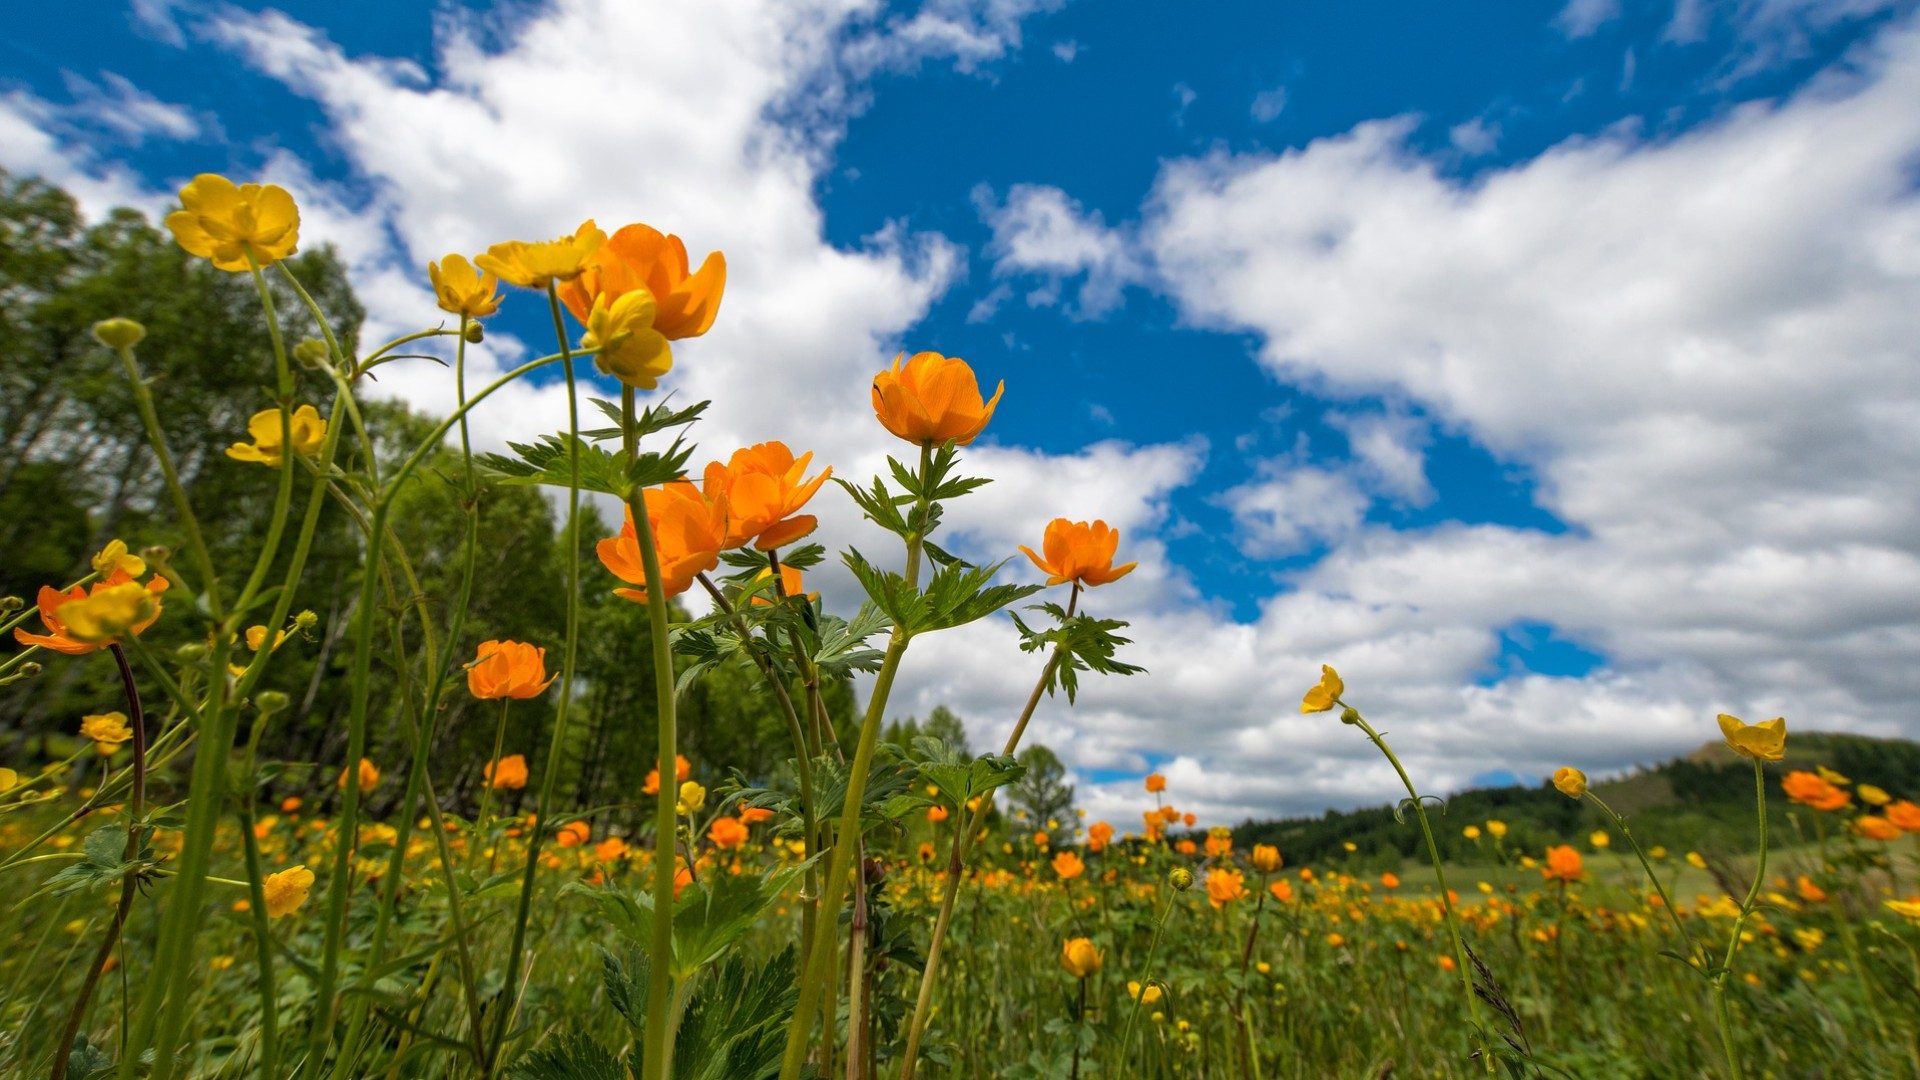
top-left (1857, 815), bottom-right (1901, 841)
top-left (556, 222), bottom-right (726, 341)
top-left (1052, 850), bottom-right (1085, 880)
top-left (14, 571), bottom-right (169, 655)
top-left (486, 754), bottom-right (529, 791)
top-left (870, 351), bottom-right (1003, 446)
top-left (594, 836), bottom-right (630, 863)
top-left (467, 640), bottom-right (557, 700)
top-left (1269, 879), bottom-right (1294, 903)
top-left (1183, 813), bottom-right (1197, 828)
top-left (597, 482), bottom-right (728, 604)
top-left (1884, 800), bottom-right (1920, 832)
top-left (1018, 518), bottom-right (1137, 588)
top-left (1781, 770), bottom-right (1851, 812)
top-left (280, 796), bottom-right (303, 814)
top-left (1541, 845), bottom-right (1584, 883)
top-left (1206, 867), bottom-right (1248, 908)
top-left (1176, 839), bottom-right (1198, 856)
top-left (709, 816), bottom-right (750, 849)
top-left (555, 821), bottom-right (591, 848)
top-left (1087, 821), bottom-right (1114, 853)
top-left (1144, 773), bottom-right (1167, 794)
top-left (1059, 937), bottom-right (1102, 978)
top-left (1796, 875), bottom-right (1828, 903)
top-left (644, 755), bottom-right (693, 795)
top-left (739, 806), bottom-right (776, 825)
top-left (926, 805), bottom-right (950, 823)
top-left (704, 443), bottom-right (831, 551)
top-left (1380, 872), bottom-right (1400, 889)
top-left (337, 758), bottom-right (380, 792)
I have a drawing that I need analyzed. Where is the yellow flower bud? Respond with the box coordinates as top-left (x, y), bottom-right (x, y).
top-left (677, 780), bottom-right (707, 816)
top-left (1060, 936), bottom-right (1101, 978)
top-left (1553, 767), bottom-right (1587, 799)
top-left (91, 318), bottom-right (147, 350)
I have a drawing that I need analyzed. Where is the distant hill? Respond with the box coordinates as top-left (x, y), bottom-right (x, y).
top-left (1230, 732), bottom-right (1920, 869)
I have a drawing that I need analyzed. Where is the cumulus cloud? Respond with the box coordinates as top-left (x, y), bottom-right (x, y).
top-left (975, 183), bottom-right (1143, 316)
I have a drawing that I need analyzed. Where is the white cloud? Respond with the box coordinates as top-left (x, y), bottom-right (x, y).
top-left (1250, 85), bottom-right (1288, 123)
top-left (976, 183), bottom-right (1142, 316)
top-left (1556, 0), bottom-right (1621, 39)
top-left (1222, 464), bottom-right (1370, 557)
top-left (1052, 39), bottom-right (1080, 63)
top-left (1448, 116), bottom-right (1501, 156)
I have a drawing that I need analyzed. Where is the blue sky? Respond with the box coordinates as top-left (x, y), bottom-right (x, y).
top-left (6, 0), bottom-right (1919, 822)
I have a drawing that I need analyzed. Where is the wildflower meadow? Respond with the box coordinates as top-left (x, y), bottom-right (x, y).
top-left (2, 166), bottom-right (1919, 1080)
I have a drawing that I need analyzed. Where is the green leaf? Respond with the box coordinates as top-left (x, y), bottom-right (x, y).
top-left (505, 1031), bottom-right (628, 1080)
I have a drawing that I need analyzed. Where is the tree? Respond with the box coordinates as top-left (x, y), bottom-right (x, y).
top-left (1009, 744), bottom-right (1075, 836)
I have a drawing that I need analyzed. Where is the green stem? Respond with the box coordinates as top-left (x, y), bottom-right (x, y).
top-left (1343, 705), bottom-right (1488, 1068)
top-left (1586, 792), bottom-right (1699, 964)
top-left (634, 418), bottom-right (682, 1080)
top-left (1118, 887), bottom-right (1180, 1062)
top-left (780, 443), bottom-right (934, 1080)
top-left (1712, 759), bottom-right (1768, 1080)
top-left (489, 286), bottom-right (584, 1066)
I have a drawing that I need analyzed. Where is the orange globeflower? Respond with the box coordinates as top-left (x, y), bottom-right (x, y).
top-left (709, 816), bottom-right (750, 849)
top-left (1206, 867), bottom-right (1248, 908)
top-left (594, 836), bottom-right (630, 863)
top-left (1781, 770), bottom-right (1851, 812)
top-left (557, 222), bottom-right (725, 341)
top-left (337, 758), bottom-right (380, 792)
top-left (1541, 845), bottom-right (1584, 883)
top-left (1175, 839), bottom-right (1198, 856)
top-left (1251, 844), bottom-right (1282, 874)
top-left (926, 805), bottom-right (950, 823)
top-left (597, 482), bottom-right (728, 604)
top-left (750, 565), bottom-right (814, 607)
top-left (1019, 519), bottom-right (1137, 588)
top-left (1052, 850), bottom-right (1086, 881)
top-left (739, 806), bottom-right (775, 825)
top-left (15, 571), bottom-right (169, 655)
top-left (1087, 821), bottom-right (1115, 853)
top-left (644, 755), bottom-right (693, 795)
top-left (1380, 872), bottom-right (1401, 889)
top-left (1269, 879), bottom-right (1294, 903)
top-left (555, 820), bottom-right (591, 848)
top-left (1144, 773), bottom-right (1167, 794)
top-left (1857, 815), bottom-right (1901, 841)
top-left (870, 351), bottom-right (1003, 446)
top-left (1886, 800), bottom-right (1920, 831)
top-left (705, 443), bottom-right (831, 551)
top-left (467, 640), bottom-right (557, 700)
top-left (486, 754), bottom-right (529, 791)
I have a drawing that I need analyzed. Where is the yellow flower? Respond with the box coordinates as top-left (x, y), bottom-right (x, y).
top-left (1127, 980), bottom-right (1163, 1004)
top-left (1300, 664), bottom-right (1343, 713)
top-left (1716, 714), bottom-right (1786, 762)
top-left (1858, 784), bottom-right (1890, 807)
top-left (338, 758), bottom-right (380, 792)
top-left (56, 582), bottom-right (162, 645)
top-left (90, 540), bottom-right (145, 579)
top-left (0, 767), bottom-right (17, 793)
top-left (165, 174), bottom-right (300, 271)
top-left (581, 290), bottom-right (673, 389)
top-left (1251, 844), bottom-right (1283, 874)
top-left (80, 712), bottom-right (134, 752)
top-left (1590, 830), bottom-right (1611, 849)
top-left (1686, 851), bottom-right (1708, 870)
top-left (475, 220), bottom-right (606, 289)
top-left (677, 780), bottom-right (707, 817)
top-left (227, 405), bottom-right (327, 468)
top-left (1060, 937), bottom-right (1102, 978)
top-left (1463, 825), bottom-right (1482, 840)
top-left (1553, 767), bottom-right (1587, 799)
top-left (1884, 899), bottom-right (1920, 921)
top-left (262, 865), bottom-right (315, 918)
top-left (1485, 819), bottom-right (1508, 839)
top-left (1816, 765), bottom-right (1850, 786)
top-left (428, 254), bottom-right (502, 318)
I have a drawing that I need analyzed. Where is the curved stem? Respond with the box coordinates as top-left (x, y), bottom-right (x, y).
top-left (1117, 888), bottom-right (1179, 1063)
top-left (51, 644), bottom-right (145, 1080)
top-left (1712, 759), bottom-right (1768, 1080)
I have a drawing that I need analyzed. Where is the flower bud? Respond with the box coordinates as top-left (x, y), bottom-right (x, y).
top-left (1552, 767), bottom-right (1587, 799)
top-left (293, 338), bottom-right (330, 368)
top-left (92, 318), bottom-right (147, 350)
top-left (1339, 706), bottom-right (1361, 726)
top-left (463, 321), bottom-right (486, 344)
top-left (0, 596), bottom-right (22, 617)
top-left (176, 642), bottom-right (209, 662)
top-left (255, 690), bottom-right (291, 716)
top-left (1168, 866), bottom-right (1195, 892)
top-left (293, 609), bottom-right (319, 631)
